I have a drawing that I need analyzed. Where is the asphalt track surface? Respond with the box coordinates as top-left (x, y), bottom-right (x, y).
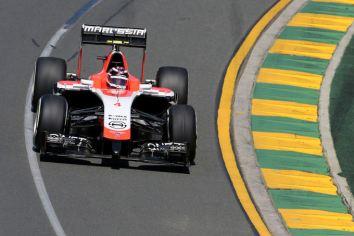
top-left (0, 0), bottom-right (275, 235)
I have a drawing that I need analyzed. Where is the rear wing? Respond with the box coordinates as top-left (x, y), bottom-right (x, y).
top-left (81, 24), bottom-right (147, 48)
top-left (77, 24), bottom-right (147, 81)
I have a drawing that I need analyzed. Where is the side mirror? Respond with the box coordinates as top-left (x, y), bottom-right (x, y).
top-left (140, 84), bottom-right (152, 90)
top-left (96, 56), bottom-right (107, 61)
top-left (145, 79), bottom-right (156, 86)
top-left (81, 79), bottom-right (93, 86)
top-left (66, 73), bottom-right (79, 80)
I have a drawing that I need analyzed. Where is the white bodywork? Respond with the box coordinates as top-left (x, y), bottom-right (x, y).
top-left (57, 79), bottom-right (174, 140)
top-left (95, 89), bottom-right (136, 135)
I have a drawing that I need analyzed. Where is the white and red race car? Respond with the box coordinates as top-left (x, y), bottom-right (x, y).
top-left (32, 24), bottom-right (197, 166)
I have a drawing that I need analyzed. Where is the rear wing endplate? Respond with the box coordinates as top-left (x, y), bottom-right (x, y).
top-left (81, 24), bottom-right (147, 48)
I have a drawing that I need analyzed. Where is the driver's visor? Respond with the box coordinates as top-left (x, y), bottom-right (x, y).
top-left (108, 75), bottom-right (128, 87)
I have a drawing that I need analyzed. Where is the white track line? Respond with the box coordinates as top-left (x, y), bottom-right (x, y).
top-left (24, 1), bottom-right (103, 235)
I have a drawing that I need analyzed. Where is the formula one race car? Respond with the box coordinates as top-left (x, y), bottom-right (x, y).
top-left (32, 24), bottom-right (197, 166)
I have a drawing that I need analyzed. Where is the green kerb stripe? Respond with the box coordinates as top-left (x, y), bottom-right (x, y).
top-left (269, 190), bottom-right (347, 213)
top-left (263, 54), bottom-right (329, 75)
top-left (252, 116), bottom-right (319, 138)
top-left (253, 83), bottom-right (320, 105)
top-left (302, 2), bottom-right (354, 18)
top-left (256, 150), bottom-right (328, 174)
top-left (279, 26), bottom-right (345, 44)
top-left (289, 229), bottom-right (354, 236)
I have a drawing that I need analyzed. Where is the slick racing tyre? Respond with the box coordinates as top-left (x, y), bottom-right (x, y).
top-left (31, 57), bottom-right (67, 112)
top-left (168, 105), bottom-right (197, 164)
top-left (33, 95), bottom-right (68, 152)
top-left (156, 66), bottom-right (188, 104)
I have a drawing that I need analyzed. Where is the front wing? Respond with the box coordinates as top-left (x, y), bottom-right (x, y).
top-left (41, 133), bottom-right (189, 165)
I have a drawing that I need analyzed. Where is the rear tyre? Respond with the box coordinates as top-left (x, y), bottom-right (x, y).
top-left (156, 66), bottom-right (188, 104)
top-left (31, 57), bottom-right (66, 112)
top-left (33, 95), bottom-right (68, 152)
top-left (168, 105), bottom-right (197, 164)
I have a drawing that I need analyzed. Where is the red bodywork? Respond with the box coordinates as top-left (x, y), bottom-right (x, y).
top-left (90, 51), bottom-right (140, 94)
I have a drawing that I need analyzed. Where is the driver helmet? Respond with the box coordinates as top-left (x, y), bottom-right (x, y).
top-left (107, 66), bottom-right (128, 89)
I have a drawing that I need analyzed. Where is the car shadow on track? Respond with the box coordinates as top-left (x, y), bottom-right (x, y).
top-left (40, 155), bottom-right (190, 174)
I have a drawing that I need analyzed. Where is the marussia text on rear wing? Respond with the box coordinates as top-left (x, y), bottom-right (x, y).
top-left (81, 24), bottom-right (147, 48)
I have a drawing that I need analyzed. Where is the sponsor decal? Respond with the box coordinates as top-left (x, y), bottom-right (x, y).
top-left (108, 114), bottom-right (127, 121)
top-left (82, 25), bottom-right (146, 37)
top-left (146, 143), bottom-right (186, 152)
top-left (46, 133), bottom-right (62, 143)
top-left (108, 121), bottom-right (127, 130)
top-left (106, 40), bottom-right (130, 45)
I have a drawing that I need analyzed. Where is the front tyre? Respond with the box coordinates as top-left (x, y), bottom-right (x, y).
top-left (156, 66), bottom-right (188, 104)
top-left (168, 105), bottom-right (197, 164)
top-left (33, 95), bottom-right (68, 152)
top-left (31, 57), bottom-right (66, 112)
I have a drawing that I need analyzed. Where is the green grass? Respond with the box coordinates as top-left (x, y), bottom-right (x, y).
top-left (330, 35), bottom-right (354, 193)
